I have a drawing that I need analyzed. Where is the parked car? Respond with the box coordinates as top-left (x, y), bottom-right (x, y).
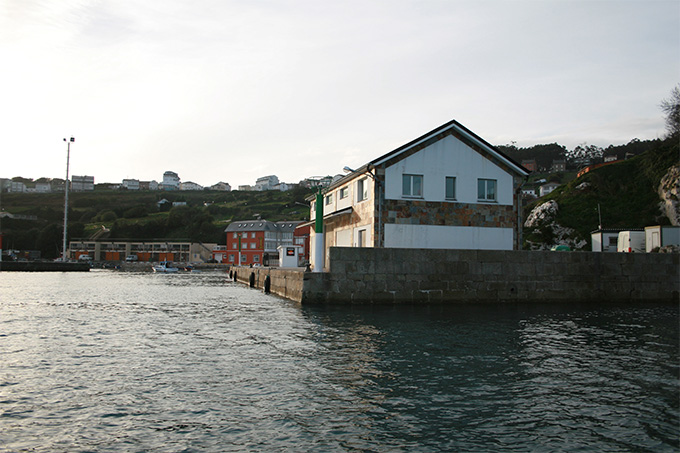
top-left (125, 255), bottom-right (138, 262)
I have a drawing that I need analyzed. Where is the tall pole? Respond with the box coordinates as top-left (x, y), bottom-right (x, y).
top-left (62, 137), bottom-right (74, 261)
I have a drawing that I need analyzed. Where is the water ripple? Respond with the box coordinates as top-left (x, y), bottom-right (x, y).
top-left (0, 272), bottom-right (677, 451)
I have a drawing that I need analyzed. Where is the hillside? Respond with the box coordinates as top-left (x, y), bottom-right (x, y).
top-left (0, 187), bottom-right (314, 259)
top-left (522, 136), bottom-right (679, 250)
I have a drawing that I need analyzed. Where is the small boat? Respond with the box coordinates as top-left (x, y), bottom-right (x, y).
top-left (152, 261), bottom-right (179, 273)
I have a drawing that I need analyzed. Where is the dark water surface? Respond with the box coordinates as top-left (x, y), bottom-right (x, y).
top-left (1, 270), bottom-right (678, 452)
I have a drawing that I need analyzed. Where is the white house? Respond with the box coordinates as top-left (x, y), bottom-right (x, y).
top-left (162, 171), bottom-right (180, 190)
top-left (122, 179), bottom-right (140, 190)
top-left (210, 182), bottom-right (232, 191)
top-left (71, 175), bottom-right (95, 191)
top-left (255, 175), bottom-right (279, 191)
top-left (180, 181), bottom-right (203, 191)
top-left (539, 182), bottom-right (560, 197)
top-left (308, 119), bottom-right (530, 270)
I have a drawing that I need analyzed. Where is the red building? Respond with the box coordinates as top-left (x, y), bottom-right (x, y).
top-left (213, 220), bottom-right (305, 266)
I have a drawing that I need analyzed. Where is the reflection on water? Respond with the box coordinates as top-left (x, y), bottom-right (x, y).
top-left (0, 271), bottom-right (678, 451)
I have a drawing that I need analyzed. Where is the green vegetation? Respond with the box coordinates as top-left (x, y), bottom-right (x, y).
top-left (522, 136), bottom-right (678, 248)
top-left (1, 187), bottom-right (314, 259)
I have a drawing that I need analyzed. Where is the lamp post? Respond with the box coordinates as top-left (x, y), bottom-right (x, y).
top-left (62, 137), bottom-right (74, 262)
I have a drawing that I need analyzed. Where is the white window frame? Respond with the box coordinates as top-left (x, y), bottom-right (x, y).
top-left (325, 194), bottom-right (333, 205)
top-left (357, 178), bottom-right (368, 202)
top-left (402, 174), bottom-right (423, 198)
top-left (445, 176), bottom-right (456, 200)
top-left (339, 186), bottom-right (348, 199)
top-left (477, 178), bottom-right (497, 202)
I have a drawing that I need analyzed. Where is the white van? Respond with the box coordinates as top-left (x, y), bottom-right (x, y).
top-left (617, 231), bottom-right (645, 253)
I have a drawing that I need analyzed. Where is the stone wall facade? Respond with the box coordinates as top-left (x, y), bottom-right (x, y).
top-left (233, 248), bottom-right (679, 305)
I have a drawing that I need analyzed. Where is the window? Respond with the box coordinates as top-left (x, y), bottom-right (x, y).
top-left (339, 187), bottom-right (348, 199)
top-left (250, 243), bottom-right (256, 249)
top-left (325, 194), bottom-right (333, 205)
top-left (402, 174), bottom-right (423, 198)
top-left (228, 254), bottom-right (235, 262)
top-left (241, 255), bottom-right (247, 262)
top-left (446, 177), bottom-right (456, 200)
top-left (233, 233), bottom-right (237, 238)
top-left (251, 232), bottom-right (256, 238)
top-left (357, 178), bottom-right (368, 202)
top-left (358, 229), bottom-right (366, 247)
top-left (253, 255), bottom-right (260, 262)
top-left (477, 179), bottom-right (497, 201)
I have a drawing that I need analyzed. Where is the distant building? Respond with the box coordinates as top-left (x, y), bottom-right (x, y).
top-left (72, 175), bottom-right (94, 192)
top-left (122, 179), bottom-right (140, 190)
top-left (8, 181), bottom-right (27, 193)
top-left (539, 182), bottom-right (560, 197)
top-left (255, 175), bottom-right (279, 191)
top-left (139, 180), bottom-right (159, 190)
top-left (521, 160), bottom-right (537, 172)
top-left (604, 155), bottom-right (618, 163)
top-left (210, 182), bottom-right (232, 191)
top-left (180, 181), bottom-right (203, 191)
top-left (35, 182), bottom-right (52, 193)
top-left (521, 188), bottom-right (537, 198)
top-left (215, 220), bottom-right (302, 266)
top-left (162, 171), bottom-right (180, 190)
top-left (551, 160), bottom-right (566, 172)
top-left (238, 185), bottom-right (253, 191)
top-left (273, 182), bottom-right (291, 191)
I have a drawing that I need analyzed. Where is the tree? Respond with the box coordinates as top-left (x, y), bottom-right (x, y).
top-left (660, 84), bottom-right (680, 138)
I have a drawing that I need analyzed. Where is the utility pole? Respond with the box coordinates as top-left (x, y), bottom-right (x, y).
top-left (62, 137), bottom-right (74, 261)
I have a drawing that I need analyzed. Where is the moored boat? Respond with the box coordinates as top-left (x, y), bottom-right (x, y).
top-left (152, 261), bottom-right (179, 273)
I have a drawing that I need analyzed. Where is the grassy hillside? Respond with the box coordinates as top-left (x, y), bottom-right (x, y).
top-left (1, 187), bottom-right (314, 258)
top-left (523, 137), bottom-right (678, 248)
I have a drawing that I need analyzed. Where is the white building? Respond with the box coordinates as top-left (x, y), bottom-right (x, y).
top-left (162, 171), bottom-right (180, 190)
top-left (210, 182), bottom-right (232, 191)
top-left (308, 119), bottom-right (529, 271)
top-left (140, 180), bottom-right (159, 190)
top-left (35, 182), bottom-right (52, 193)
top-left (8, 181), bottom-right (27, 193)
top-left (255, 175), bottom-right (279, 191)
top-left (122, 179), bottom-right (140, 190)
top-left (72, 175), bottom-right (95, 191)
top-left (180, 181), bottom-right (203, 191)
top-left (539, 182), bottom-right (560, 197)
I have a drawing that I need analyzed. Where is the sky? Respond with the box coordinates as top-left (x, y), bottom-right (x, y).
top-left (1, 0), bottom-right (678, 188)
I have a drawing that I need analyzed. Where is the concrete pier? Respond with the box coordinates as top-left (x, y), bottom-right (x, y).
top-left (232, 247), bottom-right (679, 304)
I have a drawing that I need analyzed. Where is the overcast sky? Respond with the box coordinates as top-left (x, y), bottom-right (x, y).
top-left (1, 0), bottom-right (678, 187)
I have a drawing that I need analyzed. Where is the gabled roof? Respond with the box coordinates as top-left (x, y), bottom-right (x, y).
top-left (324, 119), bottom-right (529, 193)
top-left (369, 119), bottom-right (529, 175)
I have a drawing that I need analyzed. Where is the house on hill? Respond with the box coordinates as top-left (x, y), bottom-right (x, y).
top-left (308, 119), bottom-right (530, 270)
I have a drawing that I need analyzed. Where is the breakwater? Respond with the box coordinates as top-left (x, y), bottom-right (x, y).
top-left (233, 247), bottom-right (679, 304)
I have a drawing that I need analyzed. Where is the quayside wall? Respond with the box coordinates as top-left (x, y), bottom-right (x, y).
top-left (0, 261), bottom-right (91, 272)
top-left (232, 247), bottom-right (679, 304)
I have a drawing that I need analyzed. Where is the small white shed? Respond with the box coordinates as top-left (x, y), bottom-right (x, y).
top-left (591, 229), bottom-right (622, 252)
top-left (645, 225), bottom-right (680, 252)
top-left (277, 245), bottom-right (303, 267)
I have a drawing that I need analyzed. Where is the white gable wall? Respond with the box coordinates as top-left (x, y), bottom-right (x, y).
top-left (385, 224), bottom-right (513, 249)
top-left (384, 134), bottom-right (514, 205)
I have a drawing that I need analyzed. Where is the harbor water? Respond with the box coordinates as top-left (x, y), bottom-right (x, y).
top-left (1, 270), bottom-right (678, 451)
